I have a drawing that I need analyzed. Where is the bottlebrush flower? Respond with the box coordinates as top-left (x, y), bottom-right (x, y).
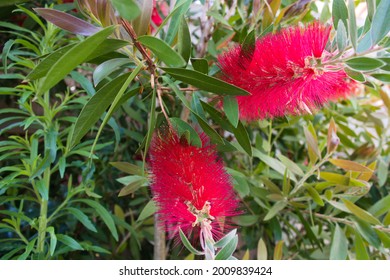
top-left (218, 22), bottom-right (357, 120)
top-left (148, 129), bottom-right (240, 242)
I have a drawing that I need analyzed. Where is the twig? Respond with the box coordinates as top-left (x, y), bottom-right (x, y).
top-left (120, 19), bottom-right (156, 74)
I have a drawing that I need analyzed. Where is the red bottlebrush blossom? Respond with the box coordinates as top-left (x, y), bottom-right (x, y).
top-left (151, 0), bottom-right (168, 27)
top-left (218, 22), bottom-right (357, 120)
top-left (148, 129), bottom-right (240, 241)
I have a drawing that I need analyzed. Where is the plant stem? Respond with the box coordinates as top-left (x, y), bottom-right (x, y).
top-left (290, 153), bottom-right (331, 196)
top-left (153, 213), bottom-right (166, 260)
top-left (37, 168), bottom-right (50, 258)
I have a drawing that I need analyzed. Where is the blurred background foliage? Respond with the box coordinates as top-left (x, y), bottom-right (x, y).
top-left (0, 0), bottom-right (389, 260)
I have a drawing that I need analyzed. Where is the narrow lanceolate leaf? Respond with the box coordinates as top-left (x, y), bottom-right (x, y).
top-left (347, 0), bottom-right (357, 50)
top-left (138, 36), bottom-right (186, 68)
top-left (342, 199), bottom-right (381, 225)
top-left (307, 186), bottom-right (324, 206)
top-left (330, 224), bottom-right (348, 260)
top-left (47, 227), bottom-right (57, 256)
top-left (345, 57), bottom-right (385, 72)
top-left (215, 234), bottom-right (238, 260)
top-left (34, 8), bottom-right (101, 36)
top-left (336, 20), bottom-right (348, 52)
top-left (56, 234), bottom-right (84, 251)
top-left (70, 72), bottom-right (133, 147)
top-left (273, 240), bottom-right (284, 260)
top-left (214, 229), bottom-right (237, 248)
top-left (111, 0), bottom-right (141, 21)
top-left (370, 0), bottom-right (390, 46)
top-left (136, 200), bottom-right (156, 222)
top-left (162, 68), bottom-right (250, 96)
top-left (264, 201), bottom-right (288, 221)
top-left (109, 162), bottom-right (143, 176)
top-left (179, 228), bottom-right (204, 255)
top-left (26, 39), bottom-right (128, 81)
top-left (354, 230), bottom-right (370, 260)
top-left (328, 159), bottom-right (374, 173)
top-left (223, 96), bottom-right (239, 128)
top-left (178, 15), bottom-right (191, 63)
top-left (257, 238), bottom-right (267, 260)
top-left (165, 0), bottom-right (192, 44)
top-left (37, 26), bottom-right (116, 94)
top-left (369, 194), bottom-right (390, 217)
top-left (66, 207), bottom-right (97, 232)
top-left (75, 199), bottom-right (118, 241)
top-left (332, 0), bottom-right (349, 31)
top-left (170, 118), bottom-right (202, 147)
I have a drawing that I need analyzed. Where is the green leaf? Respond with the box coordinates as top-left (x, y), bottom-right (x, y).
top-left (215, 234), bottom-right (238, 260)
top-left (345, 57), bottom-right (385, 71)
top-left (111, 0), bottom-right (141, 21)
top-left (56, 234), bottom-right (84, 251)
top-left (354, 219), bottom-right (381, 248)
top-left (257, 238), bottom-right (267, 260)
top-left (264, 201), bottom-right (288, 221)
top-left (162, 76), bottom-right (224, 144)
top-left (191, 58), bottom-right (208, 74)
top-left (242, 29), bottom-right (256, 54)
top-left (347, 0), bottom-right (357, 50)
top-left (37, 26), bottom-right (116, 94)
top-left (93, 58), bottom-right (130, 86)
top-left (138, 36), bottom-right (186, 67)
top-left (336, 20), bottom-right (348, 52)
top-left (35, 179), bottom-right (48, 201)
top-left (162, 68), bottom-right (250, 96)
top-left (70, 72), bottom-right (131, 147)
top-left (330, 224), bottom-right (348, 260)
top-left (369, 194), bottom-right (390, 217)
top-left (26, 39), bottom-right (128, 81)
top-left (170, 118), bottom-right (202, 147)
top-left (165, 0), bottom-right (192, 44)
top-left (178, 15), bottom-right (191, 63)
top-left (354, 230), bottom-right (369, 260)
top-left (0, 0), bottom-right (28, 7)
top-left (66, 207), bottom-right (97, 232)
top-left (320, 172), bottom-right (349, 185)
top-left (370, 0), bottom-right (390, 46)
top-left (345, 68), bottom-right (366, 82)
top-left (47, 227), bottom-right (57, 256)
top-left (276, 154), bottom-right (304, 177)
top-left (342, 199), bottom-right (381, 225)
top-left (75, 199), bottom-right (118, 241)
top-left (253, 149), bottom-right (297, 182)
top-left (223, 96), bottom-right (239, 128)
top-left (371, 73), bottom-right (390, 83)
top-left (118, 177), bottom-right (148, 197)
top-left (110, 162), bottom-right (143, 176)
top-left (232, 215), bottom-right (259, 226)
top-left (273, 240), bottom-right (284, 260)
top-left (214, 229), bottom-right (237, 248)
top-left (137, 200), bottom-right (156, 222)
top-left (34, 8), bottom-right (101, 36)
top-left (179, 228), bottom-right (204, 255)
top-left (307, 186), bottom-right (324, 206)
top-left (17, 239), bottom-right (36, 260)
top-left (332, 0), bottom-right (349, 30)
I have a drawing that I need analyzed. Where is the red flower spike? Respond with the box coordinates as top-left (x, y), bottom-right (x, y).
top-left (218, 22), bottom-right (357, 120)
top-left (148, 129), bottom-right (240, 241)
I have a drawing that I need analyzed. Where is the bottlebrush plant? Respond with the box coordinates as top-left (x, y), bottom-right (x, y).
top-left (1, 0), bottom-right (390, 260)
